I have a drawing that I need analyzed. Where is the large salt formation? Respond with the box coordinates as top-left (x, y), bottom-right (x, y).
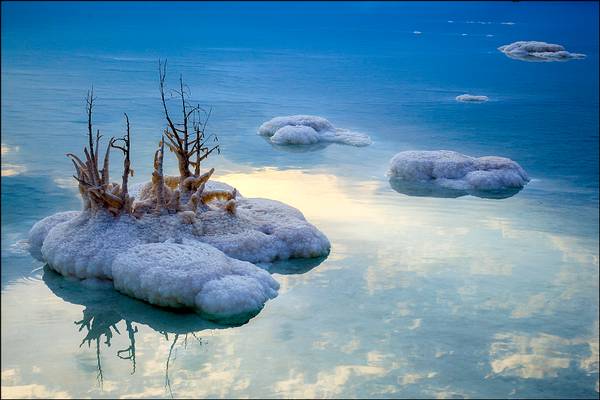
top-left (498, 41), bottom-right (586, 62)
top-left (388, 150), bottom-right (529, 199)
top-left (258, 115), bottom-right (372, 147)
top-left (29, 62), bottom-right (330, 322)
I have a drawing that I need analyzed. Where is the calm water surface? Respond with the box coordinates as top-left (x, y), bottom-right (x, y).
top-left (1, 2), bottom-right (599, 398)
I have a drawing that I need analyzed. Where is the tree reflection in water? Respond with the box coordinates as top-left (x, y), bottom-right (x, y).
top-left (43, 267), bottom-right (232, 396)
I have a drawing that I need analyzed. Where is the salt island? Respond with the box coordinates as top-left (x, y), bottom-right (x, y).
top-left (28, 63), bottom-right (330, 323)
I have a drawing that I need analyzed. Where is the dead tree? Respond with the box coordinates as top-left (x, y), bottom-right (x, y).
top-left (148, 60), bottom-right (238, 215)
top-left (69, 72), bottom-right (236, 219)
top-left (158, 60), bottom-right (220, 192)
top-left (110, 113), bottom-right (134, 213)
top-left (67, 89), bottom-right (134, 216)
top-left (133, 135), bottom-right (237, 218)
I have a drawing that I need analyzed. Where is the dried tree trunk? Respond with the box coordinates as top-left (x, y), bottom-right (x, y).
top-left (68, 91), bottom-right (135, 216)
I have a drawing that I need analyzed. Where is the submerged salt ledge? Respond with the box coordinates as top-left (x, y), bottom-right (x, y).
top-left (498, 41), bottom-right (586, 62)
top-left (388, 150), bottom-right (529, 192)
top-left (29, 179), bottom-right (330, 319)
top-left (258, 115), bottom-right (372, 147)
top-left (456, 94), bottom-right (489, 103)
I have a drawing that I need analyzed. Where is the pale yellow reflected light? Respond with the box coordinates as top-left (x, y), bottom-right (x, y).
top-left (1, 144), bottom-right (26, 176)
top-left (1, 143), bottom-right (20, 155)
top-left (1, 163), bottom-right (26, 176)
top-left (217, 167), bottom-right (386, 226)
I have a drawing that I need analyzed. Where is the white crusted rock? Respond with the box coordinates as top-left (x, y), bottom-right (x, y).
top-left (388, 150), bottom-right (529, 191)
top-left (259, 115), bottom-right (372, 147)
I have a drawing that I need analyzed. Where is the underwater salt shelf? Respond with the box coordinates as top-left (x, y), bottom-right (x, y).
top-left (498, 41), bottom-right (586, 62)
top-left (258, 115), bottom-right (372, 147)
top-left (388, 150), bottom-right (530, 198)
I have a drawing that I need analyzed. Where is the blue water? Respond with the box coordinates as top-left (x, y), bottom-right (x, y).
top-left (2, 2), bottom-right (598, 398)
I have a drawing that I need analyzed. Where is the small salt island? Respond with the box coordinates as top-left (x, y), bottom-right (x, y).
top-left (28, 63), bottom-right (330, 323)
top-left (258, 115), bottom-right (372, 147)
top-left (456, 94), bottom-right (489, 103)
top-left (388, 150), bottom-right (530, 199)
top-left (498, 41), bottom-right (586, 62)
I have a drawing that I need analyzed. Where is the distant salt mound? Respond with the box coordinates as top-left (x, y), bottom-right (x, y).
top-left (112, 243), bottom-right (279, 320)
top-left (456, 94), bottom-right (489, 103)
top-left (259, 115), bottom-right (372, 147)
top-left (388, 150), bottom-right (529, 195)
top-left (498, 41), bottom-right (586, 62)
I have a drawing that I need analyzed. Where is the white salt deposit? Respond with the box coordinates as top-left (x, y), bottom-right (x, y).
top-left (498, 41), bottom-right (586, 62)
top-left (271, 125), bottom-right (321, 145)
top-left (41, 211), bottom-right (151, 279)
top-left (28, 211), bottom-right (81, 261)
top-left (258, 115), bottom-right (372, 147)
top-left (201, 197), bottom-right (330, 263)
top-left (259, 115), bottom-right (335, 135)
top-left (413, 31), bottom-right (422, 35)
top-left (112, 242), bottom-right (279, 319)
top-left (456, 94), bottom-right (489, 103)
top-left (29, 180), bottom-right (330, 319)
top-left (388, 150), bottom-right (529, 191)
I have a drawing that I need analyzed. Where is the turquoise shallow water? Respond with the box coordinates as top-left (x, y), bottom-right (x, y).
top-left (1, 2), bottom-right (599, 398)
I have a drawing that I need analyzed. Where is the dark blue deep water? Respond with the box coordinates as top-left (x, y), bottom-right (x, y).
top-left (2, 2), bottom-right (598, 398)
